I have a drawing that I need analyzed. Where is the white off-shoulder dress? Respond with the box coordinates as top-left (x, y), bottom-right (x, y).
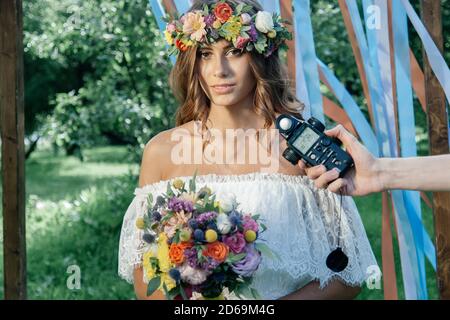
top-left (118, 172), bottom-right (379, 299)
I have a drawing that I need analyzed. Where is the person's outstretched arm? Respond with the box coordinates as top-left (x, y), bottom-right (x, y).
top-left (300, 125), bottom-right (450, 195)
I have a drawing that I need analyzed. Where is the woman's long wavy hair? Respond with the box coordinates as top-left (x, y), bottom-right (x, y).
top-left (169, 0), bottom-right (304, 146)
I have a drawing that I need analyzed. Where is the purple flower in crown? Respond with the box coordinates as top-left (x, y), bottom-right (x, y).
top-left (168, 197), bottom-right (194, 213)
top-left (264, 43), bottom-right (278, 58)
top-left (204, 14), bottom-right (215, 27)
top-left (231, 244), bottom-right (262, 277)
top-left (249, 22), bottom-right (258, 42)
top-left (209, 27), bottom-right (220, 40)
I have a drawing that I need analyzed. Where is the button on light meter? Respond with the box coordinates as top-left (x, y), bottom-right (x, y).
top-left (279, 117), bottom-right (293, 130)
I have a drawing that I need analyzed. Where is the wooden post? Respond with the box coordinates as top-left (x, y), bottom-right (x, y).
top-left (420, 0), bottom-right (450, 300)
top-left (0, 0), bottom-right (27, 299)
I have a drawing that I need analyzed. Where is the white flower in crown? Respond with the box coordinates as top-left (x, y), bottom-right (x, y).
top-left (220, 192), bottom-right (237, 213)
top-left (255, 11), bottom-right (274, 33)
top-left (240, 13), bottom-right (252, 25)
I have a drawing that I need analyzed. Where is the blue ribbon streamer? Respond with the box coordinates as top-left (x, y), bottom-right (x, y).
top-left (348, 0), bottom-right (435, 299)
top-left (173, 0), bottom-right (192, 15)
top-left (368, 0), bottom-right (427, 299)
top-left (148, 0), bottom-right (176, 65)
top-left (345, 0), bottom-right (389, 157)
top-left (365, 0), bottom-right (398, 158)
top-left (391, 0), bottom-right (427, 299)
top-left (317, 59), bottom-right (379, 156)
top-left (293, 0), bottom-right (324, 122)
top-left (259, 0), bottom-right (280, 14)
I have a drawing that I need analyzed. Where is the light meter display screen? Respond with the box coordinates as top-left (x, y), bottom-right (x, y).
top-left (292, 127), bottom-right (319, 154)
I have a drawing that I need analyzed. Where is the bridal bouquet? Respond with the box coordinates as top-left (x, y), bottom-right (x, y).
top-left (135, 172), bottom-right (272, 300)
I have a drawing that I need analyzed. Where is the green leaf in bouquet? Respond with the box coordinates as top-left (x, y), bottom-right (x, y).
top-left (197, 250), bottom-right (205, 262)
top-left (147, 193), bottom-right (153, 207)
top-left (203, 202), bottom-right (215, 212)
top-left (167, 286), bottom-right (180, 300)
top-left (166, 182), bottom-right (174, 197)
top-left (233, 283), bottom-right (252, 300)
top-left (251, 214), bottom-right (260, 220)
top-left (151, 222), bottom-right (159, 231)
top-left (260, 223), bottom-right (267, 233)
top-left (147, 276), bottom-right (161, 296)
top-left (250, 287), bottom-right (262, 300)
top-left (179, 285), bottom-right (189, 300)
top-left (173, 230), bottom-right (180, 244)
top-left (189, 169), bottom-right (198, 193)
top-left (162, 283), bottom-right (171, 300)
top-left (226, 252), bottom-right (246, 263)
top-left (149, 257), bottom-right (159, 269)
top-left (239, 285), bottom-right (253, 299)
top-left (255, 242), bottom-right (279, 260)
top-left (160, 211), bottom-right (174, 224)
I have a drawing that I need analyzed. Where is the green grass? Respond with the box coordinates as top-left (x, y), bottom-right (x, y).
top-left (0, 146), bottom-right (139, 299)
top-left (0, 145), bottom-right (440, 299)
top-left (24, 146), bottom-right (137, 202)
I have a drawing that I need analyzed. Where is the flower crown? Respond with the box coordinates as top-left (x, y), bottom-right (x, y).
top-left (163, 1), bottom-right (293, 58)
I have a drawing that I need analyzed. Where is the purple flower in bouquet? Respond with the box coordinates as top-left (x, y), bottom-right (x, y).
top-left (222, 232), bottom-right (246, 254)
top-left (242, 215), bottom-right (259, 232)
top-left (184, 247), bottom-right (199, 268)
top-left (196, 211), bottom-right (217, 225)
top-left (168, 197), bottom-right (194, 213)
top-left (200, 256), bottom-right (221, 271)
top-left (231, 244), bottom-right (262, 277)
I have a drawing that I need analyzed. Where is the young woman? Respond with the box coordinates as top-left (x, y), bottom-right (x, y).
top-left (118, 0), bottom-right (379, 300)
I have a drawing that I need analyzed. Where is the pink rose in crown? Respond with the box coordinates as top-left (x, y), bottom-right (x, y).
top-left (167, 23), bottom-right (176, 33)
top-left (236, 36), bottom-right (250, 49)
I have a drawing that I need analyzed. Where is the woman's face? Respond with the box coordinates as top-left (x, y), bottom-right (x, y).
top-left (197, 39), bottom-right (256, 107)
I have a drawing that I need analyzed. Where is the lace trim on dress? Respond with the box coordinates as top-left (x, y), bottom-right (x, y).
top-left (118, 171), bottom-right (380, 298)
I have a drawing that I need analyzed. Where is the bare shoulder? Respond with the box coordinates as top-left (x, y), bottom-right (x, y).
top-left (144, 121), bottom-right (195, 154)
top-left (139, 122), bottom-right (196, 187)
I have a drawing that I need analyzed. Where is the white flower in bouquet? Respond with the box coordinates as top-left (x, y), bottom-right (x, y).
top-left (189, 291), bottom-right (205, 300)
top-left (255, 11), bottom-right (274, 33)
top-left (216, 213), bottom-right (232, 234)
top-left (180, 191), bottom-right (197, 204)
top-left (222, 287), bottom-right (241, 300)
top-left (220, 193), bottom-right (237, 213)
top-left (179, 263), bottom-right (211, 285)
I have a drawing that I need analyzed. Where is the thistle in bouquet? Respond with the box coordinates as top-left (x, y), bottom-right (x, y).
top-left (135, 171), bottom-right (274, 300)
